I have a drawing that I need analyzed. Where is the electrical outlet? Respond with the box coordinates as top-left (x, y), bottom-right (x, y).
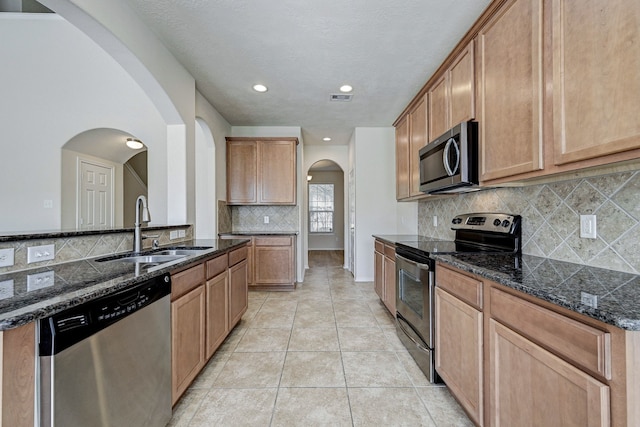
top-left (0, 248), bottom-right (14, 267)
top-left (27, 244), bottom-right (55, 264)
top-left (170, 230), bottom-right (179, 240)
top-left (27, 271), bottom-right (55, 291)
top-left (264, 216), bottom-right (269, 224)
top-left (579, 215), bottom-right (597, 239)
top-left (433, 216), bottom-right (438, 227)
top-left (580, 291), bottom-right (598, 309)
top-left (178, 229), bottom-right (186, 238)
top-left (0, 280), bottom-right (14, 300)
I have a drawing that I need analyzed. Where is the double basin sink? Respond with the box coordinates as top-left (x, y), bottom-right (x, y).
top-left (95, 247), bottom-right (213, 269)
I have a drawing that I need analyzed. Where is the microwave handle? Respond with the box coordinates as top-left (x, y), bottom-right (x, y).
top-left (443, 137), bottom-right (460, 176)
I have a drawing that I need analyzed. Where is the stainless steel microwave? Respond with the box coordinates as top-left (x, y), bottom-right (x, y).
top-left (418, 121), bottom-right (478, 194)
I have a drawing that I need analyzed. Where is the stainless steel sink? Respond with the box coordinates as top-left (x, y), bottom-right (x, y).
top-left (105, 254), bottom-right (186, 264)
top-left (153, 249), bottom-right (207, 256)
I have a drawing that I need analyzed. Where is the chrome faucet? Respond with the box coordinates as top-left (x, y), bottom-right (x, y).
top-left (133, 195), bottom-right (151, 253)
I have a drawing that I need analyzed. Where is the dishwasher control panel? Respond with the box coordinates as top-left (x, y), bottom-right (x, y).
top-left (39, 273), bottom-right (171, 356)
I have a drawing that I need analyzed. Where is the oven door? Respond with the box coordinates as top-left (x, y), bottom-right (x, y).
top-left (395, 253), bottom-right (434, 347)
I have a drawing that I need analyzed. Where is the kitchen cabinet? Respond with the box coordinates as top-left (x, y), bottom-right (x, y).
top-left (171, 264), bottom-right (206, 405)
top-left (395, 115), bottom-right (410, 200)
top-left (550, 0), bottom-right (640, 167)
top-left (226, 137), bottom-right (298, 205)
top-left (171, 245), bottom-right (249, 404)
top-left (429, 41), bottom-right (475, 142)
top-left (373, 238), bottom-right (396, 315)
top-left (476, 0), bottom-right (544, 182)
top-left (254, 236), bottom-right (295, 290)
top-left (395, 96), bottom-right (427, 201)
top-left (435, 269), bottom-right (483, 426)
top-left (0, 322), bottom-right (35, 427)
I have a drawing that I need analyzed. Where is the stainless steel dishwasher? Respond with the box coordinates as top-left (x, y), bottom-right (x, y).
top-left (38, 273), bottom-right (172, 427)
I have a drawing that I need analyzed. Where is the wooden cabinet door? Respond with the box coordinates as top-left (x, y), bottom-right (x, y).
top-left (1, 322), bottom-right (35, 427)
top-left (409, 96), bottom-right (428, 197)
top-left (258, 140), bottom-right (296, 204)
top-left (477, 0), bottom-right (543, 182)
top-left (374, 248), bottom-right (384, 299)
top-left (383, 254), bottom-right (396, 315)
top-left (227, 140), bottom-right (257, 204)
top-left (489, 319), bottom-right (610, 427)
top-left (171, 285), bottom-right (205, 404)
top-left (435, 288), bottom-right (483, 426)
top-left (449, 40), bottom-right (475, 126)
top-left (551, 0), bottom-right (640, 166)
top-left (206, 271), bottom-right (229, 359)
top-left (429, 74), bottom-right (449, 140)
top-left (229, 259), bottom-right (248, 327)
top-left (395, 115), bottom-right (410, 200)
top-left (255, 245), bottom-right (293, 284)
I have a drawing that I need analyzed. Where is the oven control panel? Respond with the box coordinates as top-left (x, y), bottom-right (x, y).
top-left (451, 213), bottom-right (520, 235)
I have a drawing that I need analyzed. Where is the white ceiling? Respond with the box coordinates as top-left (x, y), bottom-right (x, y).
top-left (125, 0), bottom-right (492, 145)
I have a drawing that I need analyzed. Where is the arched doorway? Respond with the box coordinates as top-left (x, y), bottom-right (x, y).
top-left (307, 160), bottom-right (345, 268)
top-left (195, 117), bottom-right (216, 238)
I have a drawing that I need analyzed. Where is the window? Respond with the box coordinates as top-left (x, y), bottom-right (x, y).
top-left (309, 183), bottom-right (334, 233)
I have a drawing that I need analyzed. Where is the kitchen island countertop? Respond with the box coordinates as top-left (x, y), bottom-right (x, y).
top-left (0, 238), bottom-right (249, 330)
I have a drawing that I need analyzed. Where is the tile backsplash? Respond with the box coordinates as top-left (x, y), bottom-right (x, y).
top-left (231, 205), bottom-right (299, 232)
top-left (418, 171), bottom-right (640, 274)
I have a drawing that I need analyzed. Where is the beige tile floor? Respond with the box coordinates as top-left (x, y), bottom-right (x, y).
top-left (168, 263), bottom-right (473, 427)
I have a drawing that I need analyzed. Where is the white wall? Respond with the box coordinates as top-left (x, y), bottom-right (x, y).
top-left (194, 118), bottom-right (216, 238)
top-left (0, 14), bottom-right (167, 232)
top-left (350, 127), bottom-right (418, 281)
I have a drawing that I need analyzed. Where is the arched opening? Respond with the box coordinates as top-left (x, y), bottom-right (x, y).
top-left (195, 117), bottom-right (216, 238)
top-left (307, 160), bottom-right (345, 268)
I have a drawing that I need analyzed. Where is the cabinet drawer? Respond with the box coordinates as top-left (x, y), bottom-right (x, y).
top-left (436, 265), bottom-right (483, 309)
top-left (374, 240), bottom-right (384, 253)
top-left (490, 288), bottom-right (611, 379)
top-left (383, 244), bottom-right (395, 259)
top-left (206, 254), bottom-right (227, 279)
top-left (172, 264), bottom-right (205, 301)
top-left (228, 245), bottom-right (248, 266)
top-left (255, 236), bottom-right (292, 246)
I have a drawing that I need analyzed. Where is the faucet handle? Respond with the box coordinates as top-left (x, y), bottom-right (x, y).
top-left (142, 234), bottom-right (160, 240)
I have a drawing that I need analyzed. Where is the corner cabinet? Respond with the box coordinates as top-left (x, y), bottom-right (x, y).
top-left (226, 137), bottom-right (298, 205)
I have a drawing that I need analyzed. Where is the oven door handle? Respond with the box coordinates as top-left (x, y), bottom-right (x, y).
top-left (396, 315), bottom-right (430, 352)
top-left (395, 253), bottom-right (431, 271)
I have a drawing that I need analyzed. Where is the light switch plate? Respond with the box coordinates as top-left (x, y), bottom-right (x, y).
top-left (580, 215), bottom-right (597, 239)
top-left (580, 291), bottom-right (598, 308)
top-left (27, 244), bottom-right (55, 264)
top-left (170, 230), bottom-right (179, 240)
top-left (0, 248), bottom-right (14, 267)
top-left (264, 216), bottom-right (269, 224)
top-left (0, 280), bottom-right (14, 300)
top-left (178, 229), bottom-right (186, 238)
top-left (27, 271), bottom-right (55, 291)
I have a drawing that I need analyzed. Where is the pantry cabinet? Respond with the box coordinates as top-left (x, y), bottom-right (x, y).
top-left (476, 0), bottom-right (544, 182)
top-left (226, 137), bottom-right (298, 205)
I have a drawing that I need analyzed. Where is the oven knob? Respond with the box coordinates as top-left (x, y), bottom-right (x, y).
top-left (452, 218), bottom-right (462, 224)
top-left (502, 220), bottom-right (511, 228)
top-left (493, 219), bottom-right (501, 226)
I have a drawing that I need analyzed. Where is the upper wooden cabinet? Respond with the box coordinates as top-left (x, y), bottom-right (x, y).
top-left (395, 115), bottom-right (410, 200)
top-left (226, 137), bottom-right (298, 205)
top-left (409, 96), bottom-right (428, 197)
top-left (551, 0), bottom-right (640, 166)
top-left (477, 0), bottom-right (544, 182)
top-left (429, 40), bottom-right (476, 141)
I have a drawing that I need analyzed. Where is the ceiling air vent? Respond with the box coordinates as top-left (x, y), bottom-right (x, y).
top-left (330, 93), bottom-right (353, 102)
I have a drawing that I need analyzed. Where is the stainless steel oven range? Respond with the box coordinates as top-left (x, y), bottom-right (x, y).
top-left (395, 212), bottom-right (521, 383)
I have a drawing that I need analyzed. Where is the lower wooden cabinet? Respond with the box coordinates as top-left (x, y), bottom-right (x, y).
top-left (171, 284), bottom-right (206, 404)
top-left (171, 246), bottom-right (249, 405)
top-left (229, 259), bottom-right (248, 326)
top-left (489, 319), bottom-right (610, 427)
top-left (435, 287), bottom-right (483, 426)
top-left (1, 322), bottom-right (36, 427)
top-left (253, 236), bottom-right (295, 290)
top-left (373, 239), bottom-right (396, 315)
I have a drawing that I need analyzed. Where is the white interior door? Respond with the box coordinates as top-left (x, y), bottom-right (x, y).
top-left (348, 168), bottom-right (355, 275)
top-left (79, 160), bottom-right (114, 228)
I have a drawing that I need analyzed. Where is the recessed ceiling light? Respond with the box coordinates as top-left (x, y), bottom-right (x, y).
top-left (253, 84), bottom-right (268, 93)
top-left (339, 85), bottom-right (353, 93)
top-left (323, 137), bottom-right (332, 142)
top-left (126, 137), bottom-right (144, 149)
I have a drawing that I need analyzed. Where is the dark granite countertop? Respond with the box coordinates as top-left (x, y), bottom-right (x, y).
top-left (434, 253), bottom-right (640, 331)
top-left (372, 234), bottom-right (435, 245)
top-left (0, 238), bottom-right (249, 330)
top-left (0, 224), bottom-right (192, 242)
